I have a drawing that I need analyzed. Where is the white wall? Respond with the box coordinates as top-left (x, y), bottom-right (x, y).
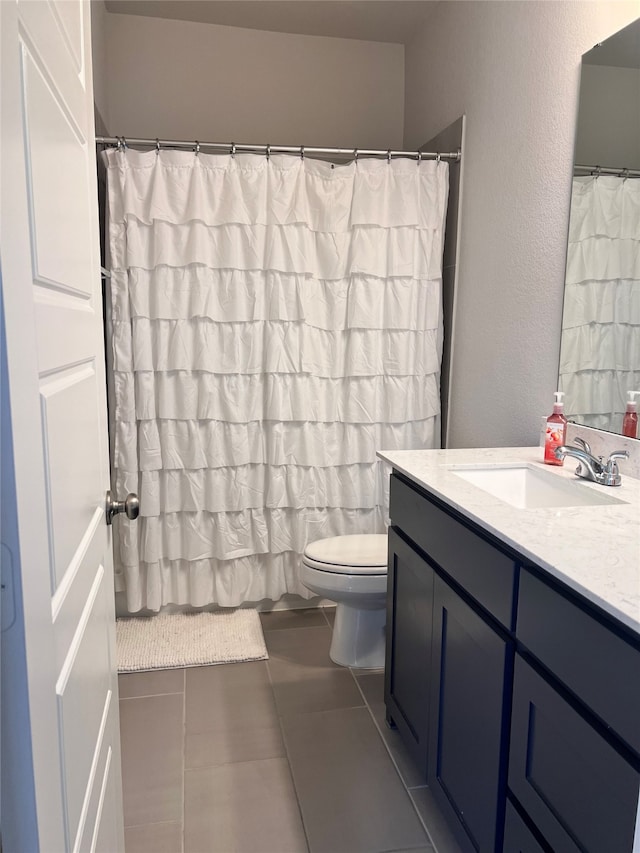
top-left (576, 64), bottom-right (640, 169)
top-left (405, 1), bottom-right (639, 448)
top-left (104, 12), bottom-right (404, 148)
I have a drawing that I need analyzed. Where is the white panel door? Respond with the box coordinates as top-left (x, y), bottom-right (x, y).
top-left (0, 1), bottom-right (125, 851)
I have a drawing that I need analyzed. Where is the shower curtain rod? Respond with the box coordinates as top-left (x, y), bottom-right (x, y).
top-left (574, 163), bottom-right (640, 178)
top-left (95, 135), bottom-right (461, 162)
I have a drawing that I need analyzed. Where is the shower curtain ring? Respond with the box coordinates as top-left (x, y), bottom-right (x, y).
top-left (354, 148), bottom-right (358, 163)
top-left (231, 142), bottom-right (236, 158)
top-left (417, 150), bottom-right (422, 166)
top-left (116, 136), bottom-right (123, 152)
top-left (300, 146), bottom-right (305, 160)
top-left (386, 149), bottom-right (392, 164)
top-left (195, 141), bottom-right (200, 156)
top-left (155, 138), bottom-right (160, 155)
top-left (436, 153), bottom-right (441, 163)
top-left (266, 145), bottom-right (271, 161)
top-left (622, 168), bottom-right (630, 181)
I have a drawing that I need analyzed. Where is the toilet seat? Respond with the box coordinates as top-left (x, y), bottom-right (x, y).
top-left (302, 556), bottom-right (387, 575)
top-left (303, 534), bottom-right (387, 575)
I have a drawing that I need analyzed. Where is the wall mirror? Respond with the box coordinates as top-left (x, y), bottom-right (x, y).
top-left (558, 17), bottom-right (640, 438)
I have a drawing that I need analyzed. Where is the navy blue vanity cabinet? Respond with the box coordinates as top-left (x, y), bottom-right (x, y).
top-left (502, 801), bottom-right (548, 853)
top-left (507, 655), bottom-right (640, 853)
top-left (507, 569), bottom-right (640, 853)
top-left (517, 568), bottom-right (640, 756)
top-left (428, 574), bottom-right (512, 853)
top-left (386, 472), bottom-right (518, 853)
top-left (389, 474), bottom-right (517, 629)
top-left (386, 469), bottom-right (640, 853)
top-left (384, 527), bottom-right (433, 773)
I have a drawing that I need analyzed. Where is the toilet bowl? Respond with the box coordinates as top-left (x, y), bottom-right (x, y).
top-left (300, 533), bottom-right (388, 669)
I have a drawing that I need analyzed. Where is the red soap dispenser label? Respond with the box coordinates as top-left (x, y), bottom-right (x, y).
top-left (544, 421), bottom-right (566, 465)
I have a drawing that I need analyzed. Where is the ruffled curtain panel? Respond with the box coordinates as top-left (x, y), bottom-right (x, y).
top-left (104, 149), bottom-right (449, 612)
top-left (560, 176), bottom-right (640, 432)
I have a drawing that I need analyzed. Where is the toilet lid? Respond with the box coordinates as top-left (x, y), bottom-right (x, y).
top-left (303, 534), bottom-right (388, 575)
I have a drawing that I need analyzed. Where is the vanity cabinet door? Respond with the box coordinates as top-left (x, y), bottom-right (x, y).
top-left (384, 527), bottom-right (434, 776)
top-left (508, 655), bottom-right (640, 853)
top-left (428, 574), bottom-right (511, 853)
top-left (502, 801), bottom-right (548, 853)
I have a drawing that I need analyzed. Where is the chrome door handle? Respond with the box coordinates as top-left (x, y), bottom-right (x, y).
top-left (106, 490), bottom-right (140, 525)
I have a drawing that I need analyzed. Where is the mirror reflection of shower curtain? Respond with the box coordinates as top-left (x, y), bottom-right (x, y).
top-left (104, 148), bottom-right (448, 613)
top-left (559, 176), bottom-right (640, 433)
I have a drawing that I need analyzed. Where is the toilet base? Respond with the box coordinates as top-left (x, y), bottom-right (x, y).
top-left (329, 603), bottom-right (386, 669)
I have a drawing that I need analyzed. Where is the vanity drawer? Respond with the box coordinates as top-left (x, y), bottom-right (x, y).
top-left (389, 473), bottom-right (517, 629)
top-left (517, 568), bottom-right (640, 755)
top-left (508, 655), bottom-right (639, 853)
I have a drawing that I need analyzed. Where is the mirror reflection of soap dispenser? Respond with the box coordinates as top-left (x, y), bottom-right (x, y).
top-left (544, 392), bottom-right (567, 465)
top-left (622, 391), bottom-right (639, 439)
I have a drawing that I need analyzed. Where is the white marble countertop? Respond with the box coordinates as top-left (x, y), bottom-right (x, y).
top-left (377, 446), bottom-right (640, 636)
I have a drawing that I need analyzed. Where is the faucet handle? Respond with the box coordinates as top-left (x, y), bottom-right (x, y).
top-left (573, 436), bottom-right (592, 456)
top-left (603, 450), bottom-right (629, 486)
top-left (606, 450), bottom-right (630, 469)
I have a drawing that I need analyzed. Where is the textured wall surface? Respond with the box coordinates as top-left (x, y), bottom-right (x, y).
top-left (104, 12), bottom-right (404, 149)
top-left (404, 1), bottom-right (639, 448)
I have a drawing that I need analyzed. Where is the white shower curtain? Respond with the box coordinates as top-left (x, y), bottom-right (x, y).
top-left (104, 148), bottom-right (448, 612)
top-left (560, 176), bottom-right (640, 432)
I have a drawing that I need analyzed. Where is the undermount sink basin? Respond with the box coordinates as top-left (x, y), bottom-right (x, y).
top-left (449, 464), bottom-right (627, 509)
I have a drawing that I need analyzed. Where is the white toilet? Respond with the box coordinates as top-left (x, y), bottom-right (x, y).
top-left (300, 533), bottom-right (388, 669)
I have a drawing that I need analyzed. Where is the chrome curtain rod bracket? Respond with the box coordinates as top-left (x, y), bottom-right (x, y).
top-left (95, 136), bottom-right (463, 164)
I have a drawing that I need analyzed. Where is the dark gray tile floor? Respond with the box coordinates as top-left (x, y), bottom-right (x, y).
top-left (119, 607), bottom-right (462, 853)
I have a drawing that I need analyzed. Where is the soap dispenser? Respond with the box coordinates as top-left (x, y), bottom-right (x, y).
top-left (544, 392), bottom-right (567, 465)
top-left (622, 391), bottom-right (639, 439)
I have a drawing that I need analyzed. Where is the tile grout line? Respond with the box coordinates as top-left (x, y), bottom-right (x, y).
top-left (181, 667), bottom-right (186, 853)
top-left (122, 819), bottom-right (182, 831)
top-left (259, 611), bottom-right (335, 634)
top-left (119, 690), bottom-right (185, 701)
top-left (349, 671), bottom-right (438, 853)
top-left (261, 626), bottom-right (328, 635)
top-left (264, 647), bottom-right (312, 853)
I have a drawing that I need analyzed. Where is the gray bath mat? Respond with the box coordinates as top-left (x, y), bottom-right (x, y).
top-left (116, 609), bottom-right (268, 672)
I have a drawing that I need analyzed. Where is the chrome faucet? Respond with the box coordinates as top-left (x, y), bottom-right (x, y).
top-left (554, 438), bottom-right (629, 486)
